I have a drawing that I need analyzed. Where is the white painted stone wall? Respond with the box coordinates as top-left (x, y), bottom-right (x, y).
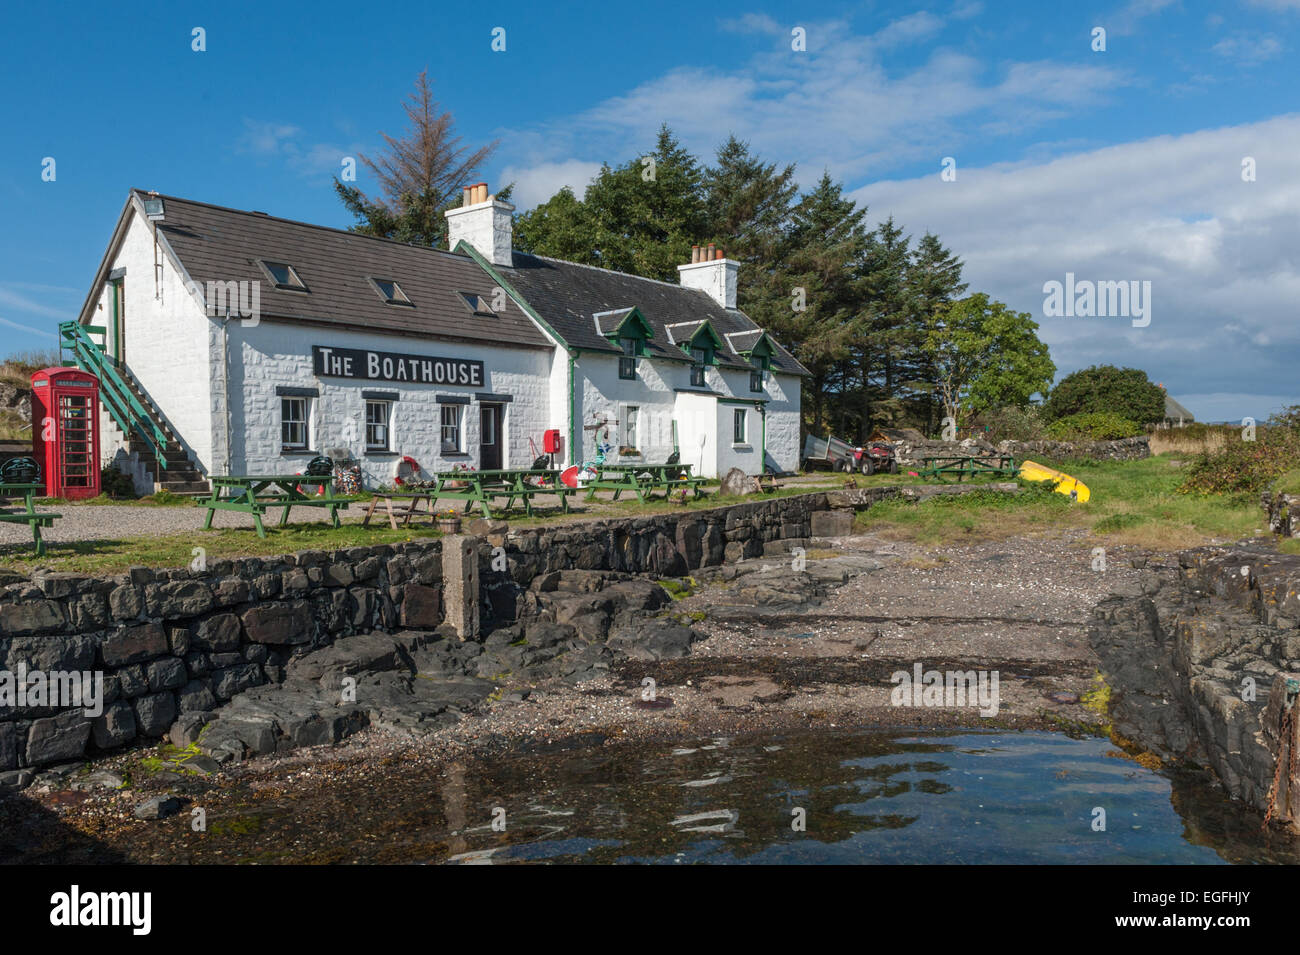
top-left (575, 350), bottom-right (802, 477)
top-left (225, 319), bottom-right (554, 488)
top-left (90, 206), bottom-right (215, 474)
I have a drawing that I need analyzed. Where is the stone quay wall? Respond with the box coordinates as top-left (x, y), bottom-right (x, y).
top-left (0, 543), bottom-right (445, 782)
top-left (0, 482), bottom-right (1014, 781)
top-left (1090, 545), bottom-right (1300, 828)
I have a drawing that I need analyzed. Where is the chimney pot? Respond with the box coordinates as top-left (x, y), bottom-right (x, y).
top-left (715, 248), bottom-right (724, 260)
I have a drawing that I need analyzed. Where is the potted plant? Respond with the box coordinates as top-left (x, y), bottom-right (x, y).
top-left (436, 508), bottom-right (462, 534)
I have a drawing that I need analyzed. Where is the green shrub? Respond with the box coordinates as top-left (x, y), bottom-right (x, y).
top-left (1044, 365), bottom-right (1166, 425)
top-left (100, 465), bottom-right (138, 499)
top-left (1044, 412), bottom-right (1143, 441)
top-left (969, 405), bottom-right (1046, 442)
top-left (1180, 428), bottom-right (1300, 497)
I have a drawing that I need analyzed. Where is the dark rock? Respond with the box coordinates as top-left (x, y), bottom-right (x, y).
top-left (132, 692), bottom-right (177, 737)
top-left (144, 580), bottom-right (214, 618)
top-left (0, 600), bottom-right (65, 636)
top-left (133, 794), bottom-right (184, 820)
top-left (193, 613), bottom-right (242, 652)
top-left (147, 657), bottom-right (188, 692)
top-left (212, 664), bottom-right (263, 700)
top-left (26, 711), bottom-right (91, 765)
top-left (91, 700), bottom-right (137, 749)
top-left (177, 679), bottom-right (217, 713)
top-left (0, 722), bottom-right (16, 771)
top-left (241, 601), bottom-right (313, 645)
top-left (101, 622), bottom-right (168, 667)
top-left (402, 583), bottom-right (442, 628)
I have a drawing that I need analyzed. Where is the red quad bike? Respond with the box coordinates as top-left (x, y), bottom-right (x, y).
top-left (846, 442), bottom-right (898, 475)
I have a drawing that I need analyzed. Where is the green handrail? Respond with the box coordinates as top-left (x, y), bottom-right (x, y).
top-left (58, 321), bottom-right (169, 470)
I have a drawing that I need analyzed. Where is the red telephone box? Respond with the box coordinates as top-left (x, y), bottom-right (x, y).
top-left (31, 368), bottom-right (101, 500)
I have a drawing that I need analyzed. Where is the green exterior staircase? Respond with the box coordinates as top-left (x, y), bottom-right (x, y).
top-left (59, 321), bottom-right (210, 496)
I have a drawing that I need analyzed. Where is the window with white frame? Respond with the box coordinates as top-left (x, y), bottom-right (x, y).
top-left (440, 405), bottom-right (462, 453)
top-left (733, 408), bottom-right (747, 444)
top-left (624, 406), bottom-right (639, 451)
top-left (281, 397), bottom-right (309, 451)
top-left (365, 400), bottom-right (391, 452)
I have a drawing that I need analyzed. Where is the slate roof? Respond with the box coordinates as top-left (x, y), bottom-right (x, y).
top-left (111, 191), bottom-right (552, 350)
top-left (495, 253), bottom-right (810, 376)
top-left (1164, 394), bottom-right (1195, 422)
top-left (87, 190), bottom-right (808, 376)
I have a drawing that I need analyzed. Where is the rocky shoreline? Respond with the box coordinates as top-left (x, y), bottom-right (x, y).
top-left (1090, 544), bottom-right (1300, 827)
top-left (0, 523), bottom-right (1168, 863)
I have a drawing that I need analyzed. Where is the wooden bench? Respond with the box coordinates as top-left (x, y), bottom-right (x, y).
top-left (751, 473), bottom-right (785, 494)
top-left (201, 474), bottom-right (349, 538)
top-left (0, 483), bottom-right (62, 556)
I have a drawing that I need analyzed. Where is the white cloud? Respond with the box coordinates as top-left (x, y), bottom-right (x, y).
top-left (0, 316), bottom-right (57, 340)
top-left (852, 115), bottom-right (1300, 419)
top-left (1211, 31), bottom-right (1283, 64)
top-left (563, 20), bottom-right (1127, 188)
top-left (237, 119), bottom-right (362, 181)
top-left (500, 159), bottom-right (604, 209)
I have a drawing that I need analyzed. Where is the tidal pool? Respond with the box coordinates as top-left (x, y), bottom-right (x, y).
top-left (428, 729), bottom-right (1295, 865)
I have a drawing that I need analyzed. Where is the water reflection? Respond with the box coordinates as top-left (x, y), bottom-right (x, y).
top-left (425, 729), bottom-right (1297, 865)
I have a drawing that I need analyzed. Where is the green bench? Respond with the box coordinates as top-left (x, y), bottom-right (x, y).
top-left (201, 474), bottom-right (349, 538)
top-left (420, 468), bottom-right (576, 520)
top-left (581, 462), bottom-right (710, 503)
top-left (0, 483), bottom-right (62, 556)
top-left (920, 455), bottom-right (1018, 483)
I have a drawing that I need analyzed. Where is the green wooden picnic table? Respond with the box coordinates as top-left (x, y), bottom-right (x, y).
top-left (581, 462), bottom-right (710, 503)
top-left (419, 468), bottom-right (576, 520)
top-left (920, 454), bottom-right (1017, 483)
top-left (0, 483), bottom-right (61, 556)
top-left (201, 474), bottom-right (349, 538)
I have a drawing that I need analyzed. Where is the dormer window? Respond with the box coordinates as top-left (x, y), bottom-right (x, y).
top-left (690, 347), bottom-right (710, 387)
top-left (457, 291), bottom-right (497, 317)
top-left (369, 278), bottom-right (412, 306)
top-left (619, 337), bottom-right (638, 380)
top-left (259, 261), bottom-right (308, 291)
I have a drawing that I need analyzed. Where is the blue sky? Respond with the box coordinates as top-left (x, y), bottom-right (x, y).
top-left (2, 0), bottom-right (1297, 422)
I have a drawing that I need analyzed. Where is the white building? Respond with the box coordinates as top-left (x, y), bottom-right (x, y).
top-left (74, 186), bottom-right (806, 492)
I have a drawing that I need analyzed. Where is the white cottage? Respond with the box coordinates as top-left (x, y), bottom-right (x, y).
top-left (74, 186), bottom-right (806, 493)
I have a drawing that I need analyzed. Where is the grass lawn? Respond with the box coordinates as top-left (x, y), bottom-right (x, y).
top-left (856, 454), bottom-right (1262, 551)
top-left (0, 522), bottom-right (447, 577)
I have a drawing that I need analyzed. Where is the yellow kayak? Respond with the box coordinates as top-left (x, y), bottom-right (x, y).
top-left (1018, 459), bottom-right (1090, 502)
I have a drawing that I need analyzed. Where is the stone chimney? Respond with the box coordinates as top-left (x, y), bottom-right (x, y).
top-left (445, 182), bottom-right (514, 267)
top-left (677, 244), bottom-right (738, 309)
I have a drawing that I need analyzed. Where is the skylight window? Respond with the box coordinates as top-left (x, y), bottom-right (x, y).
top-left (260, 261), bottom-right (308, 291)
top-left (457, 291), bottom-right (497, 317)
top-left (369, 277), bottom-right (413, 306)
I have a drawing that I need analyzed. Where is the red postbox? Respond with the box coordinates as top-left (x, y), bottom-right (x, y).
top-left (31, 368), bottom-right (101, 500)
top-left (543, 428), bottom-right (562, 454)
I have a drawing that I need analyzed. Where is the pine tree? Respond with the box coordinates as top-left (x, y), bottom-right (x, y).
top-left (334, 71), bottom-right (497, 247)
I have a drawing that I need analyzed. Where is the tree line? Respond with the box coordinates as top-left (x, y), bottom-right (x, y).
top-left (336, 75), bottom-right (1058, 442)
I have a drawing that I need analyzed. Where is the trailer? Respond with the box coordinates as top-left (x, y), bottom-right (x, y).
top-left (802, 433), bottom-right (898, 475)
